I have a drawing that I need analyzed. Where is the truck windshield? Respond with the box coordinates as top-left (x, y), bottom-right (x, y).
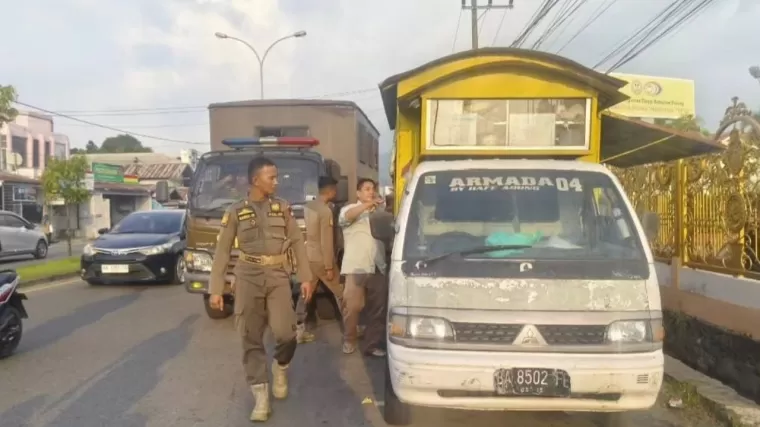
top-left (190, 155), bottom-right (320, 216)
top-left (402, 169), bottom-right (645, 264)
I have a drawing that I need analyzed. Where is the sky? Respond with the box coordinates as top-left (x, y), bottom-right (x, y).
top-left (2, 0), bottom-right (760, 175)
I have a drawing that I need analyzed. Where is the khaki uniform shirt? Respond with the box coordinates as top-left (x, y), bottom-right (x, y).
top-left (304, 199), bottom-right (336, 270)
top-left (208, 197), bottom-right (313, 296)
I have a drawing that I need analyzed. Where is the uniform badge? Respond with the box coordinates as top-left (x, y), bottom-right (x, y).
top-left (238, 207), bottom-right (255, 221)
top-left (250, 218), bottom-right (257, 226)
top-left (270, 202), bottom-right (281, 212)
top-left (221, 211), bottom-right (230, 227)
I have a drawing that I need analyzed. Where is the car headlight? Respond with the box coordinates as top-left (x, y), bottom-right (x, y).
top-left (185, 250), bottom-right (213, 272)
top-left (139, 238), bottom-right (179, 256)
top-left (83, 244), bottom-right (95, 256)
top-left (389, 313), bottom-right (454, 341)
top-left (606, 319), bottom-right (664, 343)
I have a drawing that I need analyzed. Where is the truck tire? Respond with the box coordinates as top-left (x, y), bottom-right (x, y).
top-left (203, 294), bottom-right (233, 319)
top-left (383, 359), bottom-right (411, 425)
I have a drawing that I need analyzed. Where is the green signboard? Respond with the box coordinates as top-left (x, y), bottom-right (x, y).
top-left (92, 162), bottom-right (124, 183)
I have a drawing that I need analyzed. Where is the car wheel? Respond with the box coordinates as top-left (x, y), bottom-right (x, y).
top-left (0, 307), bottom-right (23, 359)
top-left (203, 294), bottom-right (233, 319)
top-left (34, 239), bottom-right (48, 259)
top-left (383, 359), bottom-right (411, 425)
top-left (172, 255), bottom-right (186, 285)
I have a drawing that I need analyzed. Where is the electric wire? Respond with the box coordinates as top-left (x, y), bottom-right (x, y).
top-left (555, 0), bottom-right (618, 54)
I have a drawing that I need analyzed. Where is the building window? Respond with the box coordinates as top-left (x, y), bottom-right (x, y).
top-left (54, 142), bottom-right (67, 159)
top-left (32, 139), bottom-right (40, 168)
top-left (256, 126), bottom-right (310, 138)
top-left (44, 140), bottom-right (51, 160)
top-left (11, 136), bottom-right (26, 167)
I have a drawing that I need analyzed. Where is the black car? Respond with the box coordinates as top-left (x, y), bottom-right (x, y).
top-left (81, 210), bottom-right (187, 285)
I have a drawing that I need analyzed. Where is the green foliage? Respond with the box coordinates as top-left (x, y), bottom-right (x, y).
top-left (655, 114), bottom-right (712, 137)
top-left (41, 155), bottom-right (91, 205)
top-left (100, 134), bottom-right (152, 153)
top-left (0, 85), bottom-right (19, 126)
top-left (17, 256), bottom-right (80, 283)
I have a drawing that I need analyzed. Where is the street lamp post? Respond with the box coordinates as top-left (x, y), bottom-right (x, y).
top-left (215, 30), bottom-right (307, 99)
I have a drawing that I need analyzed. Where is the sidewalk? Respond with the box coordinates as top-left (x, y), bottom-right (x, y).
top-left (666, 355), bottom-right (760, 426)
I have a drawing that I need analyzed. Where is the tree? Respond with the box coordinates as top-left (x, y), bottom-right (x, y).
top-left (0, 85), bottom-right (19, 127)
top-left (655, 114), bottom-right (712, 137)
top-left (41, 155), bottom-right (91, 256)
top-left (86, 140), bottom-right (100, 153)
top-left (100, 134), bottom-right (152, 153)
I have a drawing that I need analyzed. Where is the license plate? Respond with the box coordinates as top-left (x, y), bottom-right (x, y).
top-left (102, 264), bottom-right (129, 274)
top-left (493, 368), bottom-right (571, 397)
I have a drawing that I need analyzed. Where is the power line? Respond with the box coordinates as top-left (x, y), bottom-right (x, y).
top-left (556, 0), bottom-right (618, 54)
top-left (511, 0), bottom-right (559, 48)
top-left (462, 0), bottom-right (515, 49)
top-left (607, 0), bottom-right (716, 73)
top-left (62, 122), bottom-right (210, 129)
top-left (13, 100), bottom-right (208, 146)
top-left (531, 0), bottom-right (587, 51)
top-left (452, 8), bottom-right (463, 51)
top-left (491, 8), bottom-right (509, 45)
top-left (51, 87), bottom-right (380, 115)
top-left (541, 0), bottom-right (589, 51)
top-left (591, 0), bottom-right (682, 70)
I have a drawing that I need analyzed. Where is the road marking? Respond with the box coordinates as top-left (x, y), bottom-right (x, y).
top-left (23, 277), bottom-right (82, 294)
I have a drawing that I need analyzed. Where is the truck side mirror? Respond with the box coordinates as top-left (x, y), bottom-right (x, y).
top-left (335, 176), bottom-right (349, 203)
top-left (641, 212), bottom-right (660, 241)
top-left (369, 210), bottom-right (395, 245)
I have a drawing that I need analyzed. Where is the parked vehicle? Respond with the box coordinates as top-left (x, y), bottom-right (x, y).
top-left (0, 270), bottom-right (27, 358)
top-left (81, 210), bottom-right (187, 285)
top-left (0, 210), bottom-right (48, 260)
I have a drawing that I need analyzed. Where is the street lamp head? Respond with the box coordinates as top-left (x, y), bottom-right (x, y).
top-left (750, 65), bottom-right (760, 79)
top-left (214, 32), bottom-right (229, 39)
top-left (293, 31), bottom-right (307, 38)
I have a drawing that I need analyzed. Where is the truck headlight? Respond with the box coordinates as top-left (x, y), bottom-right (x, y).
top-left (606, 319), bottom-right (663, 343)
top-left (389, 313), bottom-right (454, 341)
top-left (185, 251), bottom-right (213, 272)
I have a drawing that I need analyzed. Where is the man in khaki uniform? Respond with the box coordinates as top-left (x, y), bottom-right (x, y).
top-left (208, 156), bottom-right (315, 422)
top-left (296, 176), bottom-right (343, 343)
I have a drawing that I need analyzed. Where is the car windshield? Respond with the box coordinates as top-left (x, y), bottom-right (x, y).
top-left (190, 154), bottom-right (320, 216)
top-left (111, 212), bottom-right (184, 234)
top-left (402, 169), bottom-right (645, 263)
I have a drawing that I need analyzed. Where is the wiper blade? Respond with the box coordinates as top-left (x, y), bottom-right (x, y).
top-left (414, 244), bottom-right (534, 269)
top-left (193, 202), bottom-right (233, 215)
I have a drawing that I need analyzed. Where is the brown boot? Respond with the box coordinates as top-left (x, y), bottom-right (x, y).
top-left (249, 383), bottom-right (271, 422)
top-left (272, 363), bottom-right (289, 399)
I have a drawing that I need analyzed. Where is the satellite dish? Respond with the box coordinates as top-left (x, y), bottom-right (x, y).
top-left (9, 152), bottom-right (22, 169)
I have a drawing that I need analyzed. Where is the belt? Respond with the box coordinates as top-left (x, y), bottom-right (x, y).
top-left (239, 253), bottom-right (288, 266)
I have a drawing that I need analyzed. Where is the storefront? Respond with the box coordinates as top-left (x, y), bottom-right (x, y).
top-left (0, 172), bottom-right (43, 223)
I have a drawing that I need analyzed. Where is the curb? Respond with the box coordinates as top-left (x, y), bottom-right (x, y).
top-left (19, 273), bottom-right (81, 288)
top-left (665, 355), bottom-right (760, 427)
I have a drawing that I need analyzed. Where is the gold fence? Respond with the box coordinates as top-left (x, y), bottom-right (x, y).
top-left (613, 119), bottom-right (760, 279)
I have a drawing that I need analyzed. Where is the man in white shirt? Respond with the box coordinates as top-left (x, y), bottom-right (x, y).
top-left (338, 178), bottom-right (387, 357)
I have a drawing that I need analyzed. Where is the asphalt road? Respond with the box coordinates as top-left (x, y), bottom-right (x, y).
top-left (0, 240), bottom-right (87, 270)
top-left (0, 280), bottom-right (708, 427)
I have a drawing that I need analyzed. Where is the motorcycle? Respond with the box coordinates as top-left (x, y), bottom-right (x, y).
top-left (0, 270), bottom-right (27, 358)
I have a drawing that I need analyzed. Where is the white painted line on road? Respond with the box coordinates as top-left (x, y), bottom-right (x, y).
top-left (23, 277), bottom-right (82, 294)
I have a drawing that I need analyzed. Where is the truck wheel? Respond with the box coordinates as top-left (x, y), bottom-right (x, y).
top-left (383, 359), bottom-right (411, 425)
top-left (316, 294), bottom-right (338, 320)
top-left (203, 294), bottom-right (233, 319)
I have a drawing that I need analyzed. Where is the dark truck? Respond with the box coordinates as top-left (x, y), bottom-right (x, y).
top-left (183, 137), bottom-right (349, 320)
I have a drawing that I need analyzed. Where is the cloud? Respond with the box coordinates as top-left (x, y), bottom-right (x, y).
top-left (2, 0), bottom-right (758, 159)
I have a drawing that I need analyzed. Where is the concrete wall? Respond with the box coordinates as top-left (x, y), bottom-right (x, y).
top-left (656, 262), bottom-right (760, 403)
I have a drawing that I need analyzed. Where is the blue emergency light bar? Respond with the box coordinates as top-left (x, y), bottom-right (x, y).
top-left (221, 137), bottom-right (319, 148)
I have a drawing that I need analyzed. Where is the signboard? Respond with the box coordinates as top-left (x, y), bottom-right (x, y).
top-left (12, 185), bottom-right (38, 202)
top-left (92, 162), bottom-right (124, 183)
top-left (608, 73), bottom-right (696, 120)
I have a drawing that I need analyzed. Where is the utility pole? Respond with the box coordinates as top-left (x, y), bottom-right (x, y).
top-left (461, 0), bottom-right (515, 49)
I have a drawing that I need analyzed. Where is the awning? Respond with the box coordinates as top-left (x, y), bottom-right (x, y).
top-left (601, 112), bottom-right (725, 168)
top-left (95, 182), bottom-right (150, 196)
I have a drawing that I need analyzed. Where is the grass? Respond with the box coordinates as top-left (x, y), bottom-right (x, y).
top-left (662, 376), bottom-right (745, 427)
top-left (16, 256), bottom-right (80, 283)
